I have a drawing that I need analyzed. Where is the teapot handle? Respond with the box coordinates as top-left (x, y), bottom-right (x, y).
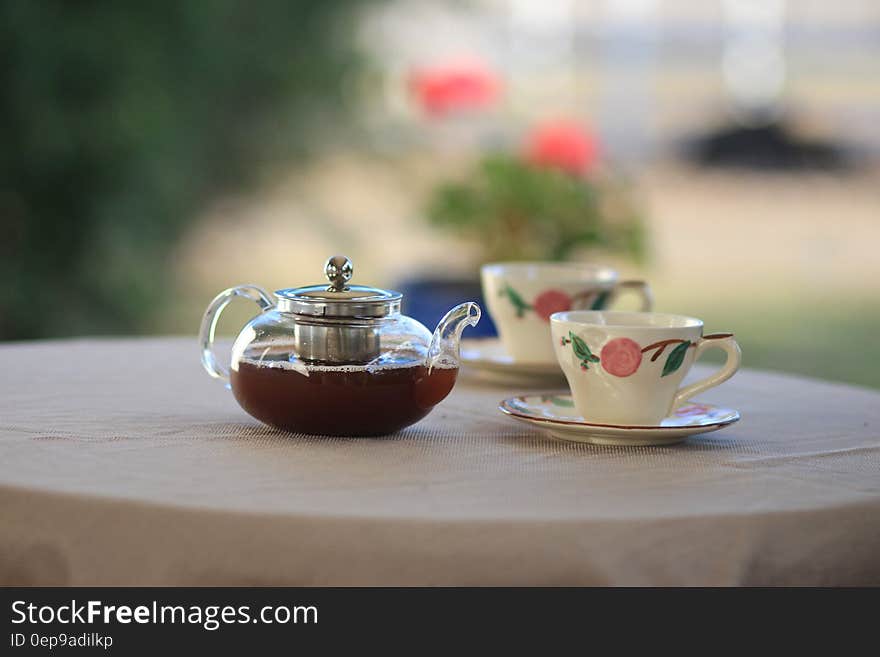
top-left (199, 285), bottom-right (275, 385)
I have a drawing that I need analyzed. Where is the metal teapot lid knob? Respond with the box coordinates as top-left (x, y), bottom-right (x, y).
top-left (274, 254), bottom-right (401, 318)
top-left (325, 255), bottom-right (353, 292)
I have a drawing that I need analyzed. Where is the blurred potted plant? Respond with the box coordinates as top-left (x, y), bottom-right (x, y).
top-left (403, 119), bottom-right (646, 336)
top-left (428, 119), bottom-right (646, 263)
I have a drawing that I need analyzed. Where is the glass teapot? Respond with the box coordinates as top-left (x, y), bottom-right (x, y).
top-left (199, 255), bottom-right (481, 436)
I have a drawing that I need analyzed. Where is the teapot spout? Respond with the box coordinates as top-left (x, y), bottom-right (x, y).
top-left (427, 302), bottom-right (481, 372)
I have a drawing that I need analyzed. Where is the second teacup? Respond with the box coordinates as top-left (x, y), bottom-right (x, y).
top-left (481, 262), bottom-right (652, 363)
top-left (550, 311), bottom-right (741, 426)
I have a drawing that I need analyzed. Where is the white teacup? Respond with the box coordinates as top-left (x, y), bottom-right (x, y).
top-left (481, 262), bottom-right (652, 363)
top-left (550, 311), bottom-right (741, 426)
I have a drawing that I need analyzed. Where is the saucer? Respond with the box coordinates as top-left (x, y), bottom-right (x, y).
top-left (499, 393), bottom-right (740, 446)
top-left (460, 338), bottom-right (564, 384)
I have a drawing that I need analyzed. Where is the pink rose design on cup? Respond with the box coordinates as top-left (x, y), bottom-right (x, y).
top-left (600, 337), bottom-right (642, 377)
top-left (532, 290), bottom-right (572, 321)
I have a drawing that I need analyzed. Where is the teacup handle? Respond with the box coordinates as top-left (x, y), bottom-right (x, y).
top-left (610, 280), bottom-right (653, 311)
top-left (672, 333), bottom-right (742, 410)
top-left (199, 285), bottom-right (275, 385)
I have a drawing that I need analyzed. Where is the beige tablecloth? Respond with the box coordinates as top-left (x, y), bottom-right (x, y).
top-left (1, 337), bottom-right (878, 586)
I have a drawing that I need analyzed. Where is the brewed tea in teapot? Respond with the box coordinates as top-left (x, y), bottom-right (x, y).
top-left (199, 256), bottom-right (480, 436)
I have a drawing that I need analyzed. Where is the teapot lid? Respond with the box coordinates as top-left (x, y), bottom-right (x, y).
top-left (275, 256), bottom-right (402, 318)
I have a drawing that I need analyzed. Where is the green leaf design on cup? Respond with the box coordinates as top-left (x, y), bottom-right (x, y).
top-left (501, 283), bottom-right (532, 318)
top-left (568, 331), bottom-right (600, 368)
top-left (590, 290), bottom-right (611, 310)
top-left (662, 340), bottom-right (691, 377)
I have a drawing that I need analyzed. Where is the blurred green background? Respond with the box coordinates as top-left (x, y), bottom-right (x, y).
top-left (0, 0), bottom-right (372, 338)
top-left (1, 0), bottom-right (878, 390)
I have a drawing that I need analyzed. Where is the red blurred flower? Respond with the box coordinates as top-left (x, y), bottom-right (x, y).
top-left (409, 60), bottom-right (500, 117)
top-left (524, 119), bottom-right (599, 176)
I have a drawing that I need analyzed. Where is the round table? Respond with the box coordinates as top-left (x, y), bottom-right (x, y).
top-left (1, 338), bottom-right (878, 586)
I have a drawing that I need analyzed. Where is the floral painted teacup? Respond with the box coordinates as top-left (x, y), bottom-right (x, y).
top-left (550, 311), bottom-right (741, 426)
top-left (481, 263), bottom-right (652, 363)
